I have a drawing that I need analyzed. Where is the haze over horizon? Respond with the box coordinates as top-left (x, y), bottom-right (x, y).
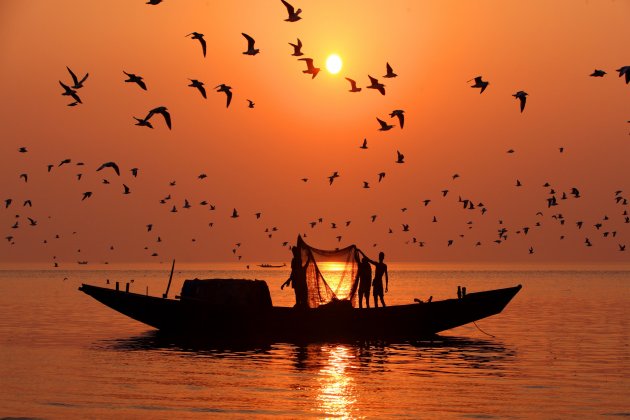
top-left (1, 1), bottom-right (629, 266)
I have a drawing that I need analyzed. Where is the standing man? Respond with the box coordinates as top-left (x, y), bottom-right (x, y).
top-left (357, 254), bottom-right (372, 308)
top-left (364, 251), bottom-right (389, 308)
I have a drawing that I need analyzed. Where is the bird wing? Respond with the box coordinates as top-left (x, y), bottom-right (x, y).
top-left (368, 75), bottom-right (378, 85)
top-left (345, 77), bottom-right (357, 88)
top-left (299, 58), bottom-right (314, 70)
top-left (59, 80), bottom-right (72, 92)
top-left (281, 0), bottom-right (295, 15)
top-left (225, 90), bottom-right (232, 107)
top-left (66, 66), bottom-right (79, 85)
top-left (78, 72), bottom-right (89, 85)
top-left (386, 62), bottom-right (392, 74)
top-left (376, 117), bottom-right (386, 128)
top-left (199, 85), bottom-right (207, 98)
top-left (377, 86), bottom-right (385, 95)
top-left (519, 96), bottom-right (526, 112)
top-left (242, 33), bottom-right (255, 49)
top-left (137, 79), bottom-right (147, 90)
top-left (199, 37), bottom-right (207, 57)
top-left (160, 110), bottom-right (172, 129)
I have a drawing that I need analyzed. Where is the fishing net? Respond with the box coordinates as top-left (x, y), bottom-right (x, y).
top-left (297, 236), bottom-right (360, 308)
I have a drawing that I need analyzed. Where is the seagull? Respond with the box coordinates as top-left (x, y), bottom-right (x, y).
top-left (59, 81), bottom-right (82, 104)
top-left (82, 192), bottom-right (92, 201)
top-left (23, 200), bottom-right (32, 207)
top-left (390, 109), bottom-right (405, 128)
top-left (378, 172), bottom-right (386, 182)
top-left (396, 150), bottom-right (405, 164)
top-left (383, 62), bottom-right (397, 78)
top-left (345, 78), bottom-right (361, 92)
top-left (513, 91), bottom-right (528, 113)
top-left (123, 184), bottom-right (130, 195)
top-left (134, 117), bottom-right (153, 128)
top-left (188, 79), bottom-right (207, 98)
top-left (19, 173), bottom-right (28, 183)
top-left (59, 158), bottom-right (71, 167)
top-left (299, 58), bottom-right (320, 79)
top-left (289, 38), bottom-right (303, 56)
top-left (367, 75), bottom-right (385, 95)
top-left (359, 138), bottom-right (368, 149)
top-left (123, 71), bottom-right (147, 90)
top-left (371, 215), bottom-right (377, 222)
top-left (146, 0), bottom-right (163, 4)
top-left (231, 208), bottom-right (239, 218)
top-left (281, 0), bottom-right (302, 22)
top-left (96, 161), bottom-right (120, 176)
top-left (66, 66), bottom-right (89, 89)
top-left (215, 84), bottom-right (233, 107)
top-left (186, 32), bottom-right (206, 57)
top-left (616, 66), bottom-right (630, 84)
top-left (328, 171), bottom-right (339, 185)
top-left (469, 76), bottom-right (489, 93)
top-left (18, 147), bottom-right (27, 153)
top-left (242, 33), bottom-right (260, 55)
top-left (146, 224), bottom-right (153, 232)
top-left (4, 199), bottom-right (12, 209)
top-left (363, 181), bottom-right (370, 189)
top-left (145, 106), bottom-right (171, 129)
top-left (590, 69), bottom-right (606, 77)
top-left (131, 168), bottom-right (138, 177)
top-left (377, 117), bottom-right (394, 131)
top-left (247, 99), bottom-right (255, 108)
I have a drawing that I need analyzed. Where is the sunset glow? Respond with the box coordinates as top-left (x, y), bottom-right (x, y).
top-left (325, 54), bottom-right (342, 74)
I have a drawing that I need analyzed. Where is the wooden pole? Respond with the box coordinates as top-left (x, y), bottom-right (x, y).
top-left (163, 259), bottom-right (175, 298)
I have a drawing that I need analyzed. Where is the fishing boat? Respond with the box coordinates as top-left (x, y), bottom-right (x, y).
top-left (78, 237), bottom-right (522, 340)
top-left (257, 263), bottom-right (287, 268)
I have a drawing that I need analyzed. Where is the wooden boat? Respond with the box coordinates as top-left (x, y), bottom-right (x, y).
top-left (79, 278), bottom-right (521, 341)
top-left (257, 263), bottom-right (287, 268)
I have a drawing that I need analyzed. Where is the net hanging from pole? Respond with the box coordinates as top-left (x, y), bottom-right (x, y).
top-left (297, 235), bottom-right (360, 308)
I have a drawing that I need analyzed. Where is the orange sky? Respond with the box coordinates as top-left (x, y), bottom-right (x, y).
top-left (1, 0), bottom-right (629, 266)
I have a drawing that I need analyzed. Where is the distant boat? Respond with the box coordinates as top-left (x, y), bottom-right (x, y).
top-left (78, 279), bottom-right (521, 341)
top-left (257, 263), bottom-right (287, 268)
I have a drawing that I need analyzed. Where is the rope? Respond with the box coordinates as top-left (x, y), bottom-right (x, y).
top-left (473, 321), bottom-right (495, 338)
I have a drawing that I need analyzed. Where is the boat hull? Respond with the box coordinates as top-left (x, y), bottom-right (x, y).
top-left (79, 283), bottom-right (521, 340)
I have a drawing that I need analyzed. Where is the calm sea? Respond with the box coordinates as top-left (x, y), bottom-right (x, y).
top-left (0, 265), bottom-right (628, 419)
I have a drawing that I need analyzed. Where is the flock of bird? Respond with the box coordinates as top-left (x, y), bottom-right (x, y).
top-left (3, 1), bottom-right (629, 267)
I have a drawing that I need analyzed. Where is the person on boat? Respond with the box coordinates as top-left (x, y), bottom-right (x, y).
top-left (357, 255), bottom-right (372, 308)
top-left (281, 246), bottom-right (308, 308)
top-left (362, 251), bottom-right (389, 308)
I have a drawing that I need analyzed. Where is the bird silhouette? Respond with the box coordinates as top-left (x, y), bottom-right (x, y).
top-left (58, 158), bottom-right (71, 167)
top-left (616, 66), bottom-right (630, 84)
top-left (82, 192), bottom-right (92, 201)
top-left (289, 38), bottom-right (303, 56)
top-left (23, 200), bottom-right (32, 207)
top-left (242, 33), bottom-right (260, 55)
top-left (378, 172), bottom-right (386, 182)
top-left (513, 91), bottom-right (528, 112)
top-left (590, 69), bottom-right (606, 77)
top-left (18, 147), bottom-right (27, 153)
top-left (145, 106), bottom-right (171, 129)
top-left (469, 76), bottom-right (489, 93)
top-left (186, 32), bottom-right (206, 57)
top-left (96, 161), bottom-right (120, 176)
top-left (131, 168), bottom-right (138, 177)
top-left (363, 181), bottom-right (370, 189)
top-left (19, 173), bottom-right (28, 183)
top-left (123, 71), bottom-right (147, 90)
top-left (188, 79), bottom-right (207, 98)
top-left (345, 78), bottom-right (361, 92)
top-left (377, 117), bottom-right (394, 131)
top-left (360, 138), bottom-right (368, 149)
top-left (66, 66), bottom-right (88, 89)
top-left (281, 0), bottom-right (302, 22)
top-left (328, 171), bottom-right (340, 185)
top-left (390, 109), bottom-right (405, 128)
top-left (383, 62), bottom-right (397, 78)
top-left (247, 99), bottom-right (255, 108)
top-left (146, 0), bottom-right (163, 5)
top-left (215, 84), bottom-right (233, 108)
top-left (123, 184), bottom-right (130, 194)
top-left (59, 81), bottom-right (82, 104)
top-left (366, 75), bottom-right (385, 95)
top-left (299, 58), bottom-right (320, 79)
top-left (396, 150), bottom-right (405, 163)
top-left (231, 208), bottom-right (239, 218)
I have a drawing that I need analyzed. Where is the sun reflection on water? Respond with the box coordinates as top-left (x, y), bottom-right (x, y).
top-left (316, 345), bottom-right (357, 418)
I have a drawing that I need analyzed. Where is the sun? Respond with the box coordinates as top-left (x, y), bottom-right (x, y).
top-left (326, 54), bottom-right (342, 74)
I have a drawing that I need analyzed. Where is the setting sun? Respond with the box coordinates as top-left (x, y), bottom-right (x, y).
top-left (326, 54), bottom-right (342, 74)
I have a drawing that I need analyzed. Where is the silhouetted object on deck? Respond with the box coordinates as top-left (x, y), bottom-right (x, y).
top-left (281, 246), bottom-right (308, 308)
top-left (357, 255), bottom-right (372, 308)
top-left (462, 287), bottom-right (467, 298)
top-left (457, 285), bottom-right (462, 300)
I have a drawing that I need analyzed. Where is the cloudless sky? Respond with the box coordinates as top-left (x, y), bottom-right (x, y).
top-left (1, 0), bottom-right (629, 266)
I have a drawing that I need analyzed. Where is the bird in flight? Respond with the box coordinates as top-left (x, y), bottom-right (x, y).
top-left (145, 106), bottom-right (172, 129)
top-left (366, 76), bottom-right (385, 95)
top-left (58, 158), bottom-right (71, 167)
top-left (59, 81), bottom-right (82, 104)
top-left (247, 99), bottom-right (255, 108)
top-left (281, 0), bottom-right (302, 22)
top-left (66, 66), bottom-right (89, 89)
top-left (616, 66), bottom-right (630, 84)
top-left (96, 161), bottom-right (120, 176)
top-left (396, 150), bottom-right (405, 164)
top-left (359, 138), bottom-right (368, 149)
top-left (123, 184), bottom-right (131, 195)
top-left (188, 79), bottom-right (207, 98)
top-left (231, 208), bottom-right (239, 218)
top-left (390, 109), bottom-right (405, 128)
top-left (215, 84), bottom-right (233, 107)
top-left (363, 181), bottom-right (370, 189)
top-left (18, 147), bottom-right (27, 153)
top-left (124, 71), bottom-right (147, 90)
top-left (146, 0), bottom-right (163, 4)
top-left (378, 172), bottom-right (386, 182)
top-left (289, 38), bottom-right (303, 56)
top-left (82, 192), bottom-right (93, 201)
top-left (377, 117), bottom-right (394, 131)
top-left (513, 91), bottom-right (528, 113)
top-left (299, 58), bottom-right (320, 79)
top-left (19, 173), bottom-right (28, 183)
top-left (134, 117), bottom-right (153, 128)
top-left (383, 62), bottom-right (397, 78)
top-left (590, 69), bottom-right (606, 77)
top-left (186, 32), bottom-right (206, 57)
top-left (242, 33), bottom-right (260, 55)
top-left (328, 171), bottom-right (340, 185)
top-left (469, 76), bottom-right (489, 93)
top-left (345, 78), bottom-right (361, 92)
top-left (131, 168), bottom-right (138, 177)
